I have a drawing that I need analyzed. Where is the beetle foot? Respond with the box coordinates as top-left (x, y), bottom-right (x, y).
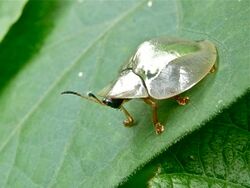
top-left (210, 65), bottom-right (216, 73)
top-left (176, 96), bottom-right (189, 106)
top-left (123, 118), bottom-right (134, 127)
top-left (155, 123), bottom-right (164, 134)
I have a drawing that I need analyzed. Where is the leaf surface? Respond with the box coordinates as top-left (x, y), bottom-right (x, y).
top-left (0, 0), bottom-right (249, 187)
top-left (146, 93), bottom-right (250, 188)
top-left (0, 0), bottom-right (28, 42)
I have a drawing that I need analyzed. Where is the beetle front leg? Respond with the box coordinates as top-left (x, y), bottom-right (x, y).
top-left (143, 98), bottom-right (164, 134)
top-left (120, 106), bottom-right (134, 127)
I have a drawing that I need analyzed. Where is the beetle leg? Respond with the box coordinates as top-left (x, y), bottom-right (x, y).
top-left (210, 65), bottom-right (216, 73)
top-left (120, 106), bottom-right (134, 127)
top-left (174, 95), bottom-right (189, 106)
top-left (143, 98), bottom-right (164, 134)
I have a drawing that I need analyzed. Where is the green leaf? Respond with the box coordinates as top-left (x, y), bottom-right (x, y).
top-left (0, 0), bottom-right (28, 42)
top-left (146, 93), bottom-right (250, 188)
top-left (0, 0), bottom-right (249, 187)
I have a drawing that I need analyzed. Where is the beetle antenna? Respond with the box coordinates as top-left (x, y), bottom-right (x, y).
top-left (87, 92), bottom-right (103, 104)
top-left (61, 91), bottom-right (103, 105)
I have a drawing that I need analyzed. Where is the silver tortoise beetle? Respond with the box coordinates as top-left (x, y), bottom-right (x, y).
top-left (62, 37), bottom-right (217, 134)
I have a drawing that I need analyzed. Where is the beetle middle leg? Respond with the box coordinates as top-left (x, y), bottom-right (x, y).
top-left (143, 98), bottom-right (164, 134)
top-left (120, 106), bottom-right (134, 127)
top-left (173, 95), bottom-right (189, 106)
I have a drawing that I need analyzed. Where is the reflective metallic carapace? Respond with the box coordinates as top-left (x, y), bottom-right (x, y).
top-left (106, 37), bottom-right (217, 100)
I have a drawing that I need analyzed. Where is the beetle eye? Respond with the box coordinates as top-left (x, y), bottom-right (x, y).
top-left (102, 98), bottom-right (112, 106)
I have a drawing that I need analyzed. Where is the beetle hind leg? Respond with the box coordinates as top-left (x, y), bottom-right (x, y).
top-left (174, 95), bottom-right (189, 106)
top-left (120, 106), bottom-right (134, 127)
top-left (143, 98), bottom-right (164, 134)
top-left (210, 65), bottom-right (216, 73)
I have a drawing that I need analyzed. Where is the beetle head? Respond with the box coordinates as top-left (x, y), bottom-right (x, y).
top-left (102, 98), bottom-right (124, 109)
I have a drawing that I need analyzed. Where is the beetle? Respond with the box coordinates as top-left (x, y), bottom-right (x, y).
top-left (62, 37), bottom-right (217, 134)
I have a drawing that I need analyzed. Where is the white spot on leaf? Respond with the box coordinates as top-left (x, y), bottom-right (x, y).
top-left (218, 99), bottom-right (223, 104)
top-left (78, 72), bottom-right (83, 77)
top-left (216, 99), bottom-right (224, 108)
top-left (147, 0), bottom-right (153, 7)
